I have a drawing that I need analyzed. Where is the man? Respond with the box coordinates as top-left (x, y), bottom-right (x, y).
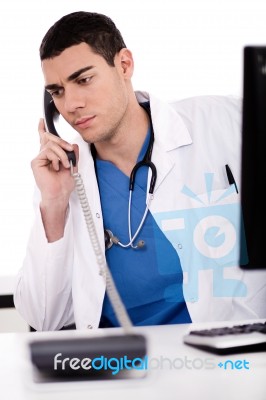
top-left (14, 11), bottom-right (266, 330)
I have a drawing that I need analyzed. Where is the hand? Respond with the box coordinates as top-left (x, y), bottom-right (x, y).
top-left (31, 118), bottom-right (79, 241)
top-left (32, 118), bottom-right (79, 204)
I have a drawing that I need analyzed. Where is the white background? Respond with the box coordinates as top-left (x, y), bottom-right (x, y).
top-left (0, 0), bottom-right (265, 284)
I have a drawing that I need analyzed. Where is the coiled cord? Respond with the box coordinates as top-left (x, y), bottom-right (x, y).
top-left (71, 166), bottom-right (133, 332)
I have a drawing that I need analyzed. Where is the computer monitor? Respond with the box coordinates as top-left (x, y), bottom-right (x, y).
top-left (240, 46), bottom-right (266, 269)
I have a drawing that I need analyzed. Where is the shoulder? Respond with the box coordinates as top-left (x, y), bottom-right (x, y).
top-left (169, 95), bottom-right (242, 132)
top-left (170, 95), bottom-right (241, 117)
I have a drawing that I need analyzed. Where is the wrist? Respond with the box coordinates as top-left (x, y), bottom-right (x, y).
top-left (40, 195), bottom-right (69, 212)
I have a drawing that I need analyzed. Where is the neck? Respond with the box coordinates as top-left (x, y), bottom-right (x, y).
top-left (94, 100), bottom-right (150, 176)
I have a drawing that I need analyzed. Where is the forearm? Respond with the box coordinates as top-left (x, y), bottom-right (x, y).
top-left (40, 198), bottom-right (69, 242)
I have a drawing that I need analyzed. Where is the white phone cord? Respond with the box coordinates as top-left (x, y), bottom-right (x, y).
top-left (71, 165), bottom-right (133, 332)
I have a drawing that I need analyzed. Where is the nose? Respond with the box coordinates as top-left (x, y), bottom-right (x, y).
top-left (64, 87), bottom-right (85, 113)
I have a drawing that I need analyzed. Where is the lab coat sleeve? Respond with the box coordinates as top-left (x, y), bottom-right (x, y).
top-left (14, 188), bottom-right (75, 331)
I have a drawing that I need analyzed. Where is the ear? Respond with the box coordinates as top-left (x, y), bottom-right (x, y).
top-left (117, 48), bottom-right (134, 78)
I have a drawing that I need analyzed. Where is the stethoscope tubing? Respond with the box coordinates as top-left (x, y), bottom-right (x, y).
top-left (105, 102), bottom-right (157, 250)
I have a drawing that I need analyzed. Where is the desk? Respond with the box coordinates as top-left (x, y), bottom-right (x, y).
top-left (0, 322), bottom-right (265, 400)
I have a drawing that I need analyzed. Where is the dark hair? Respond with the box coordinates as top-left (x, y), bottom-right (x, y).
top-left (39, 11), bottom-right (126, 66)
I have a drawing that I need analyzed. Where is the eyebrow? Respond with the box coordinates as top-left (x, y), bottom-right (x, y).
top-left (45, 66), bottom-right (94, 91)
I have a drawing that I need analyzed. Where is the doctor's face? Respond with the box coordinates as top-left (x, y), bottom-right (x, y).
top-left (42, 42), bottom-right (133, 144)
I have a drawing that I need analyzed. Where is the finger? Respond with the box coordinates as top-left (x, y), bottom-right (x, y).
top-left (32, 145), bottom-right (70, 172)
top-left (38, 118), bottom-right (46, 143)
top-left (38, 122), bottom-right (74, 155)
top-left (45, 148), bottom-right (61, 171)
top-left (45, 142), bottom-right (74, 169)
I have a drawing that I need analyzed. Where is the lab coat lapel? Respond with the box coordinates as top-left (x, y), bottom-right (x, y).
top-left (148, 92), bottom-right (192, 192)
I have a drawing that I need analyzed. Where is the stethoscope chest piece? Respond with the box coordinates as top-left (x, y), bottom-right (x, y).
top-left (104, 229), bottom-right (115, 250)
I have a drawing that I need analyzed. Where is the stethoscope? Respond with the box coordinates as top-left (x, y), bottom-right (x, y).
top-left (104, 102), bottom-right (157, 250)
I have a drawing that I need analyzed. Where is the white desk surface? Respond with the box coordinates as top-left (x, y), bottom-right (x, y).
top-left (0, 322), bottom-right (265, 400)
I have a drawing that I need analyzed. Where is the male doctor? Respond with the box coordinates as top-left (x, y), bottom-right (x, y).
top-left (14, 11), bottom-right (266, 330)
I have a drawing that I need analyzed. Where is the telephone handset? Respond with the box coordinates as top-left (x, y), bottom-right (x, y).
top-left (44, 90), bottom-right (77, 166)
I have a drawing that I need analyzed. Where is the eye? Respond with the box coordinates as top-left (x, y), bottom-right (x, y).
top-left (77, 76), bottom-right (92, 85)
top-left (49, 88), bottom-right (64, 98)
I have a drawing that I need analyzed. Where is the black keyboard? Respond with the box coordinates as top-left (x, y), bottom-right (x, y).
top-left (183, 321), bottom-right (266, 354)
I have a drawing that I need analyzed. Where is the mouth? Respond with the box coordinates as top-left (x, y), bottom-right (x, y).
top-left (74, 116), bottom-right (96, 129)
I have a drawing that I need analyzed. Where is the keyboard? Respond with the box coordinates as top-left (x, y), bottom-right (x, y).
top-left (183, 321), bottom-right (266, 354)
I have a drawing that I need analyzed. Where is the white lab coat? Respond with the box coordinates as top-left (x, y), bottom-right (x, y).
top-left (14, 92), bottom-right (266, 330)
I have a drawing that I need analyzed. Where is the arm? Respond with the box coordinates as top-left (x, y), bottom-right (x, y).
top-left (14, 195), bottom-right (75, 330)
top-left (14, 119), bottom-right (79, 330)
top-left (32, 118), bottom-right (78, 242)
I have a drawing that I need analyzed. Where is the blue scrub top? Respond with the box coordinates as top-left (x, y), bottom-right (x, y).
top-left (96, 115), bottom-right (191, 327)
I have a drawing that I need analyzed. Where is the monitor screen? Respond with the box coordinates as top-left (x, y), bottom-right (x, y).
top-left (240, 46), bottom-right (266, 269)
